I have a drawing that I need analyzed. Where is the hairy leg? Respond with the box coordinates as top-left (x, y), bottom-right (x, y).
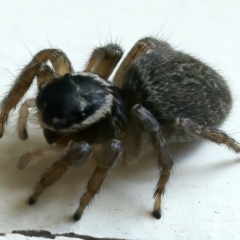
top-left (28, 142), bottom-right (92, 204)
top-left (0, 49), bottom-right (73, 137)
top-left (17, 98), bottom-right (35, 140)
top-left (112, 37), bottom-right (163, 88)
top-left (131, 104), bottom-right (173, 219)
top-left (17, 142), bottom-right (69, 169)
top-left (174, 117), bottom-right (240, 153)
top-left (73, 140), bottom-right (123, 221)
top-left (17, 63), bottom-right (59, 140)
top-left (84, 43), bottom-right (123, 80)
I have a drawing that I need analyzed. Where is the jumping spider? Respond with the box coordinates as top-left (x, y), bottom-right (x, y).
top-left (0, 37), bottom-right (239, 221)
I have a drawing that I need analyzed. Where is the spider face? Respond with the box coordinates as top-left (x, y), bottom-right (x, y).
top-left (36, 73), bottom-right (114, 132)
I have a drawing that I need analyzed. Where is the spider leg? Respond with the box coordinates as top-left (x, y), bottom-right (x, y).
top-left (17, 98), bottom-right (35, 140)
top-left (73, 139), bottom-right (123, 221)
top-left (0, 61), bottom-right (42, 137)
top-left (112, 37), bottom-right (161, 88)
top-left (84, 43), bottom-right (123, 80)
top-left (0, 49), bottom-right (73, 138)
top-left (17, 139), bottom-right (70, 169)
top-left (173, 117), bottom-right (240, 153)
top-left (16, 63), bottom-right (58, 140)
top-left (28, 142), bottom-right (92, 205)
top-left (131, 104), bottom-right (173, 219)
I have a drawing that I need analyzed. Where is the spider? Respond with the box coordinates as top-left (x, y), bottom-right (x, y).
top-left (0, 37), bottom-right (239, 221)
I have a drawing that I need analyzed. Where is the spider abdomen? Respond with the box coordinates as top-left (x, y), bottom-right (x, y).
top-left (122, 47), bottom-right (232, 127)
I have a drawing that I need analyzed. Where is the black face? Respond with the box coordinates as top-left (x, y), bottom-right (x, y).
top-left (36, 73), bottom-right (111, 131)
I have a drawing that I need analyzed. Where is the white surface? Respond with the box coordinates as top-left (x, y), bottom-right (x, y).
top-left (0, 1), bottom-right (240, 239)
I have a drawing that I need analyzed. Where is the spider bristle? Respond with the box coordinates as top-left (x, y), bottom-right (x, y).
top-left (19, 38), bottom-right (33, 57)
top-left (46, 36), bottom-right (53, 49)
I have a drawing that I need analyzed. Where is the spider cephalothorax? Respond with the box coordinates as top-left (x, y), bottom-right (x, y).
top-left (0, 37), bottom-right (239, 221)
top-left (37, 73), bottom-right (115, 131)
top-left (37, 72), bottom-right (128, 145)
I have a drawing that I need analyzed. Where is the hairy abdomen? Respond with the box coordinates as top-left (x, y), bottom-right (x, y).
top-left (122, 47), bottom-right (232, 127)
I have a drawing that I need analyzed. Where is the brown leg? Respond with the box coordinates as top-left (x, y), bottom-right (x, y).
top-left (16, 63), bottom-right (57, 140)
top-left (28, 142), bottom-right (92, 204)
top-left (0, 61), bottom-right (43, 137)
top-left (17, 98), bottom-right (35, 140)
top-left (17, 142), bottom-right (69, 169)
top-left (174, 117), bottom-right (240, 153)
top-left (131, 104), bottom-right (173, 219)
top-left (84, 43), bottom-right (123, 80)
top-left (73, 140), bottom-right (123, 221)
top-left (151, 131), bottom-right (172, 219)
top-left (0, 49), bottom-right (73, 138)
top-left (112, 37), bottom-right (164, 88)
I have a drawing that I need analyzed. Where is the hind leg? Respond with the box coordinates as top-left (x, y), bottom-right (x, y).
top-left (173, 117), bottom-right (240, 153)
top-left (112, 37), bottom-right (163, 88)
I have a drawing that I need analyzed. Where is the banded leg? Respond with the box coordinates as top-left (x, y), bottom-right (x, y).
top-left (112, 37), bottom-right (163, 88)
top-left (73, 140), bottom-right (123, 221)
top-left (131, 104), bottom-right (173, 219)
top-left (28, 142), bottom-right (92, 205)
top-left (84, 43), bottom-right (123, 80)
top-left (174, 117), bottom-right (240, 153)
top-left (0, 49), bottom-right (73, 138)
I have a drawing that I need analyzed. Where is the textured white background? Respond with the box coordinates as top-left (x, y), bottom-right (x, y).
top-left (0, 1), bottom-right (240, 239)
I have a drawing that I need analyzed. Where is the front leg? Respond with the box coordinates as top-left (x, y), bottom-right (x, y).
top-left (73, 139), bottom-right (123, 221)
top-left (16, 64), bottom-right (56, 140)
top-left (28, 142), bottom-right (92, 205)
top-left (17, 139), bottom-right (70, 170)
top-left (0, 49), bottom-right (73, 138)
top-left (131, 104), bottom-right (173, 219)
